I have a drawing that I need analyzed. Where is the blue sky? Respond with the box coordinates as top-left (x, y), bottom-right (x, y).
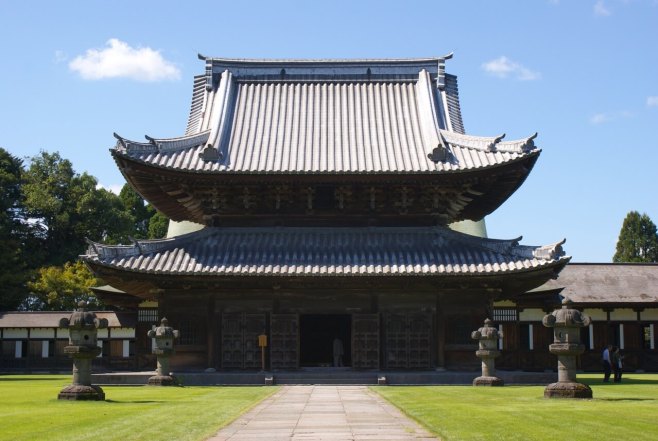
top-left (1, 0), bottom-right (656, 262)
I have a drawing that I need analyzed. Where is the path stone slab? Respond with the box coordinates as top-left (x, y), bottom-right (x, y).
top-left (207, 385), bottom-right (437, 441)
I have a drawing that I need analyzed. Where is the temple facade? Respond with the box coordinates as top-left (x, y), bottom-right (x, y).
top-left (81, 55), bottom-right (571, 371)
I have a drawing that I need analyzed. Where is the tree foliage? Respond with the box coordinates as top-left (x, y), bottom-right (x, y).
top-left (22, 151), bottom-right (136, 265)
top-left (0, 148), bottom-right (34, 309)
top-left (613, 211), bottom-right (658, 263)
top-left (148, 210), bottom-right (169, 239)
top-left (25, 261), bottom-right (101, 311)
top-left (119, 184), bottom-right (154, 239)
top-left (0, 148), bottom-right (172, 310)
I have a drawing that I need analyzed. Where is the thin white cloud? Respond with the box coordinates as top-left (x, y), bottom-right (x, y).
top-left (481, 56), bottom-right (541, 81)
top-left (589, 110), bottom-right (633, 125)
top-left (97, 183), bottom-right (123, 195)
top-left (590, 113), bottom-right (610, 125)
top-left (69, 39), bottom-right (180, 82)
top-left (647, 96), bottom-right (658, 107)
top-left (594, 0), bottom-right (612, 16)
top-left (54, 50), bottom-right (67, 63)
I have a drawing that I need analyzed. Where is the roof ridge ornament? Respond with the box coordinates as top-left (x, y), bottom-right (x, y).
top-left (113, 132), bottom-right (127, 149)
top-left (437, 52), bottom-right (454, 90)
top-left (200, 143), bottom-right (221, 161)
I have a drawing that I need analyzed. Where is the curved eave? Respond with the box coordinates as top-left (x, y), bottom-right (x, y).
top-left (111, 146), bottom-right (540, 176)
top-left (82, 255), bottom-right (569, 279)
top-left (112, 148), bottom-right (540, 224)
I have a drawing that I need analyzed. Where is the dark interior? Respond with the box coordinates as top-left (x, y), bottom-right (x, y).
top-left (300, 314), bottom-right (351, 367)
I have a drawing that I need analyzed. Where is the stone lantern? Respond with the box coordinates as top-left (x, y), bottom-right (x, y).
top-left (542, 298), bottom-right (592, 398)
top-left (147, 317), bottom-right (180, 385)
top-left (58, 301), bottom-right (108, 400)
top-left (471, 318), bottom-right (504, 386)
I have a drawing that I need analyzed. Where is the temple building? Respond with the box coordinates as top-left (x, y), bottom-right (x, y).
top-left (80, 55), bottom-right (572, 371)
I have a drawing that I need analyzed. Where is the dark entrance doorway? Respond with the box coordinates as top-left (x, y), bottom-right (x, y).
top-left (300, 314), bottom-right (351, 367)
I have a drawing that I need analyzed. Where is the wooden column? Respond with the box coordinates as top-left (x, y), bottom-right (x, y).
top-left (207, 295), bottom-right (216, 368)
top-left (436, 293), bottom-right (446, 369)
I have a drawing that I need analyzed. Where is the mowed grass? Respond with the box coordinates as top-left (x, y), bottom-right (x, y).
top-left (373, 374), bottom-right (658, 441)
top-left (0, 375), bottom-right (276, 441)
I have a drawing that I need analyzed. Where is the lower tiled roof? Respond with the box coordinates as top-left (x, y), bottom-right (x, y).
top-left (538, 263), bottom-right (658, 303)
top-left (83, 227), bottom-right (569, 277)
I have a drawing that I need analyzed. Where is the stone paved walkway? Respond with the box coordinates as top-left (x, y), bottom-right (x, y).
top-left (208, 385), bottom-right (438, 441)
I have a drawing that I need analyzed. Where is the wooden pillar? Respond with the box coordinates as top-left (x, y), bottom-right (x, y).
top-left (207, 295), bottom-right (216, 368)
top-left (436, 293), bottom-right (445, 369)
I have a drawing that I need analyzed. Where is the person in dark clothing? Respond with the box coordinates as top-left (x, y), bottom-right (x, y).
top-left (602, 345), bottom-right (613, 382)
top-left (612, 346), bottom-right (623, 383)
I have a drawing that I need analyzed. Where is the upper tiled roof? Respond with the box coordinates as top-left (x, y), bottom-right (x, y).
top-left (113, 56), bottom-right (539, 175)
top-left (83, 226), bottom-right (568, 277)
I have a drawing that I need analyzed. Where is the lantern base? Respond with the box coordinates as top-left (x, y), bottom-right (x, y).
top-left (544, 382), bottom-right (592, 399)
top-left (473, 376), bottom-right (504, 386)
top-left (148, 375), bottom-right (176, 386)
top-left (58, 384), bottom-right (105, 401)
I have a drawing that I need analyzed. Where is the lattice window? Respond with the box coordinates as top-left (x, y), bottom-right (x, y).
top-left (493, 308), bottom-right (518, 322)
top-left (138, 308), bottom-right (159, 323)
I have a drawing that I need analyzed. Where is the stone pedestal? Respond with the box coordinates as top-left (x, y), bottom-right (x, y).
top-left (147, 318), bottom-right (179, 386)
top-left (542, 299), bottom-right (592, 399)
top-left (471, 319), bottom-right (504, 386)
top-left (57, 301), bottom-right (107, 401)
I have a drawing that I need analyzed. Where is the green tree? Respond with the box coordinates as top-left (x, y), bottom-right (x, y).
top-left (613, 211), bottom-right (658, 262)
top-left (22, 151), bottom-right (134, 265)
top-left (24, 261), bottom-right (101, 311)
top-left (0, 148), bottom-right (34, 309)
top-left (119, 184), bottom-right (154, 239)
top-left (148, 210), bottom-right (169, 239)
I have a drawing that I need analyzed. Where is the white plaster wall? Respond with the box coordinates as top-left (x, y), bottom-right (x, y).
top-left (58, 329), bottom-right (69, 339)
top-left (641, 309), bottom-right (658, 321)
top-left (4, 329), bottom-right (28, 339)
top-left (494, 300), bottom-right (516, 307)
top-left (610, 309), bottom-right (637, 321)
top-left (519, 309), bottom-right (544, 322)
top-left (583, 309), bottom-right (608, 321)
top-left (111, 328), bottom-right (135, 339)
top-left (41, 341), bottom-right (49, 358)
top-left (122, 340), bottom-right (130, 358)
top-left (97, 329), bottom-right (109, 339)
top-left (30, 328), bottom-right (55, 339)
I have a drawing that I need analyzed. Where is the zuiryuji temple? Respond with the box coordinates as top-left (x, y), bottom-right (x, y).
top-left (81, 55), bottom-right (571, 371)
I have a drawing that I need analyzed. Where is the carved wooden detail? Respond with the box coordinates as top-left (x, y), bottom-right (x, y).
top-left (352, 314), bottom-right (380, 369)
top-left (221, 313), bottom-right (266, 369)
top-left (384, 313), bottom-right (431, 369)
top-left (393, 186), bottom-right (415, 214)
top-left (270, 314), bottom-right (299, 369)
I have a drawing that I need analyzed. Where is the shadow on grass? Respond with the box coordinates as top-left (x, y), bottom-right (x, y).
top-left (596, 398), bottom-right (656, 402)
top-left (0, 377), bottom-right (65, 381)
top-left (105, 399), bottom-right (167, 404)
top-left (584, 378), bottom-right (658, 385)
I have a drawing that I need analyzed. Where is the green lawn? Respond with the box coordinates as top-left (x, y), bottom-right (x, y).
top-left (373, 374), bottom-right (658, 441)
top-left (0, 375), bottom-right (276, 441)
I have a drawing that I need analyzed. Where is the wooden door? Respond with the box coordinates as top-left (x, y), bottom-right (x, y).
top-left (270, 314), bottom-right (299, 369)
top-left (221, 313), bottom-right (266, 369)
top-left (384, 313), bottom-right (432, 369)
top-left (221, 313), bottom-right (244, 369)
top-left (407, 313), bottom-right (431, 368)
top-left (244, 314), bottom-right (266, 369)
top-left (352, 314), bottom-right (379, 369)
top-left (384, 314), bottom-right (408, 369)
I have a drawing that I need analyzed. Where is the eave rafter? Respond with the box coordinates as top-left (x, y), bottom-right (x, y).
top-left (112, 145), bottom-right (539, 226)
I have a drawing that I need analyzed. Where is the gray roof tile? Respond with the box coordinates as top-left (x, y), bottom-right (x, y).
top-left (83, 227), bottom-right (568, 277)
top-left (113, 59), bottom-right (539, 175)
